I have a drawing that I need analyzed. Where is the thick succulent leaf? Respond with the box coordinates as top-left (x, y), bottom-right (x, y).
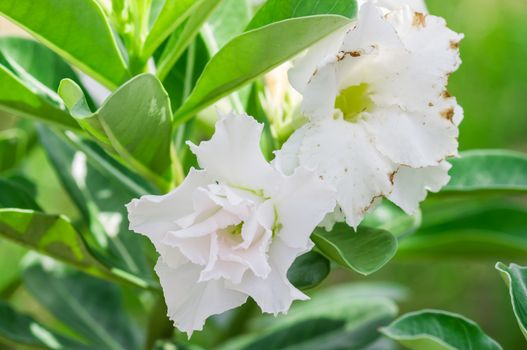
top-left (247, 0), bottom-right (358, 30)
top-left (287, 251), bottom-right (330, 290)
top-left (0, 0), bottom-right (129, 88)
top-left (313, 225), bottom-right (397, 275)
top-left (23, 258), bottom-right (142, 350)
top-left (381, 310), bottom-right (502, 350)
top-left (0, 300), bottom-right (91, 350)
top-left (157, 0), bottom-right (220, 80)
top-left (0, 208), bottom-right (116, 282)
top-left (143, 0), bottom-right (211, 60)
top-left (398, 201), bottom-right (527, 261)
top-left (445, 150), bottom-right (527, 192)
top-left (58, 74), bottom-right (174, 189)
top-left (174, 15), bottom-right (351, 124)
top-left (220, 284), bottom-right (399, 350)
top-left (496, 262), bottom-right (527, 339)
top-left (38, 127), bottom-right (154, 285)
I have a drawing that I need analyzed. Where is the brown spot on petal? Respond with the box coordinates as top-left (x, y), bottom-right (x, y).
top-left (428, 102), bottom-right (434, 107)
top-left (450, 41), bottom-right (460, 50)
top-left (389, 170), bottom-right (399, 185)
top-left (441, 107), bottom-right (455, 122)
top-left (441, 90), bottom-right (452, 99)
top-left (413, 12), bottom-right (426, 28)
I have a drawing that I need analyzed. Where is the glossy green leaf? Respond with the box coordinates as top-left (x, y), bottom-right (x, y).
top-left (313, 224), bottom-right (397, 275)
top-left (247, 0), bottom-right (357, 30)
top-left (174, 15), bottom-right (351, 124)
top-left (0, 129), bottom-right (28, 172)
top-left (143, 0), bottom-right (211, 60)
top-left (445, 150), bottom-right (527, 192)
top-left (0, 37), bottom-right (81, 129)
top-left (0, 177), bottom-right (40, 210)
top-left (496, 262), bottom-right (527, 339)
top-left (0, 0), bottom-right (129, 88)
top-left (157, 0), bottom-right (220, 80)
top-left (398, 202), bottom-right (527, 261)
top-left (0, 300), bottom-right (91, 350)
top-left (0, 208), bottom-right (117, 282)
top-left (221, 284), bottom-right (399, 350)
top-left (363, 201), bottom-right (421, 238)
top-left (58, 74), bottom-right (174, 189)
top-left (287, 251), bottom-right (330, 290)
top-left (38, 127), bottom-right (154, 285)
top-left (381, 310), bottom-right (502, 350)
top-left (23, 258), bottom-right (142, 350)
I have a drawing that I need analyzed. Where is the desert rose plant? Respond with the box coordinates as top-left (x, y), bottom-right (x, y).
top-left (0, 0), bottom-right (526, 349)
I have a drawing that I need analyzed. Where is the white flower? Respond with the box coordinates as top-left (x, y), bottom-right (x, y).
top-left (127, 112), bottom-right (335, 335)
top-left (276, 1), bottom-right (463, 229)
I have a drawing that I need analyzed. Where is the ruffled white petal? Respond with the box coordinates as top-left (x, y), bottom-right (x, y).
top-left (364, 105), bottom-right (459, 168)
top-left (156, 259), bottom-right (247, 336)
top-left (126, 169), bottom-right (211, 241)
top-left (227, 240), bottom-right (309, 314)
top-left (272, 167), bottom-right (336, 248)
top-left (289, 28), bottom-right (348, 95)
top-left (188, 112), bottom-right (280, 193)
top-left (388, 161), bottom-right (452, 214)
top-left (358, 0), bottom-right (428, 13)
top-left (276, 118), bottom-right (396, 228)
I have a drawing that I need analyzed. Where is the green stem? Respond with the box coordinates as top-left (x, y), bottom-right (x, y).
top-left (145, 293), bottom-right (174, 350)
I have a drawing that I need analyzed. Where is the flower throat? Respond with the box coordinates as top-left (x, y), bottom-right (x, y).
top-left (334, 83), bottom-right (373, 123)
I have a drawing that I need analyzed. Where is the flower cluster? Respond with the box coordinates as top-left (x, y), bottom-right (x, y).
top-left (127, 0), bottom-right (462, 335)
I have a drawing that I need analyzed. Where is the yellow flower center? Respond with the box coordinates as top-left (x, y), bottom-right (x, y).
top-left (334, 83), bottom-right (373, 123)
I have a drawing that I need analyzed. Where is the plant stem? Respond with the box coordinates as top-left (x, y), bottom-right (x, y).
top-left (145, 293), bottom-right (174, 350)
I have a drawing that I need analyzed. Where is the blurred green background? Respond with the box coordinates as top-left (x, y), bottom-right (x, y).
top-left (1, 0), bottom-right (527, 349)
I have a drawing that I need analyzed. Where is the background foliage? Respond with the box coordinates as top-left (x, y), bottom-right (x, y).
top-left (0, 0), bottom-right (526, 349)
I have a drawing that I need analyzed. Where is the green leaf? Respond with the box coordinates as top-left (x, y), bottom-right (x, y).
top-left (0, 37), bottom-right (82, 129)
top-left (0, 239), bottom-right (25, 295)
top-left (142, 0), bottom-right (211, 60)
top-left (0, 208), bottom-right (119, 283)
top-left (221, 284), bottom-right (399, 350)
top-left (23, 258), bottom-right (142, 350)
top-left (38, 127), bottom-right (154, 285)
top-left (174, 15), bottom-right (351, 124)
top-left (0, 300), bottom-right (91, 350)
top-left (444, 150), bottom-right (527, 192)
top-left (202, 0), bottom-right (252, 53)
top-left (312, 224), bottom-right (398, 275)
top-left (0, 0), bottom-right (129, 88)
top-left (247, 0), bottom-right (357, 30)
top-left (157, 0), bottom-right (220, 80)
top-left (0, 129), bottom-right (29, 172)
top-left (287, 251), bottom-right (330, 290)
top-left (398, 201), bottom-right (527, 261)
top-left (0, 37), bottom-right (79, 91)
top-left (496, 262), bottom-right (527, 339)
top-left (381, 310), bottom-right (502, 350)
top-left (364, 201), bottom-right (421, 238)
top-left (58, 74), bottom-right (174, 189)
top-left (0, 177), bottom-right (40, 210)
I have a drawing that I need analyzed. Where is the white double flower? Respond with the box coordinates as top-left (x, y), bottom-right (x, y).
top-left (127, 112), bottom-right (335, 335)
top-left (276, 0), bottom-right (463, 228)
